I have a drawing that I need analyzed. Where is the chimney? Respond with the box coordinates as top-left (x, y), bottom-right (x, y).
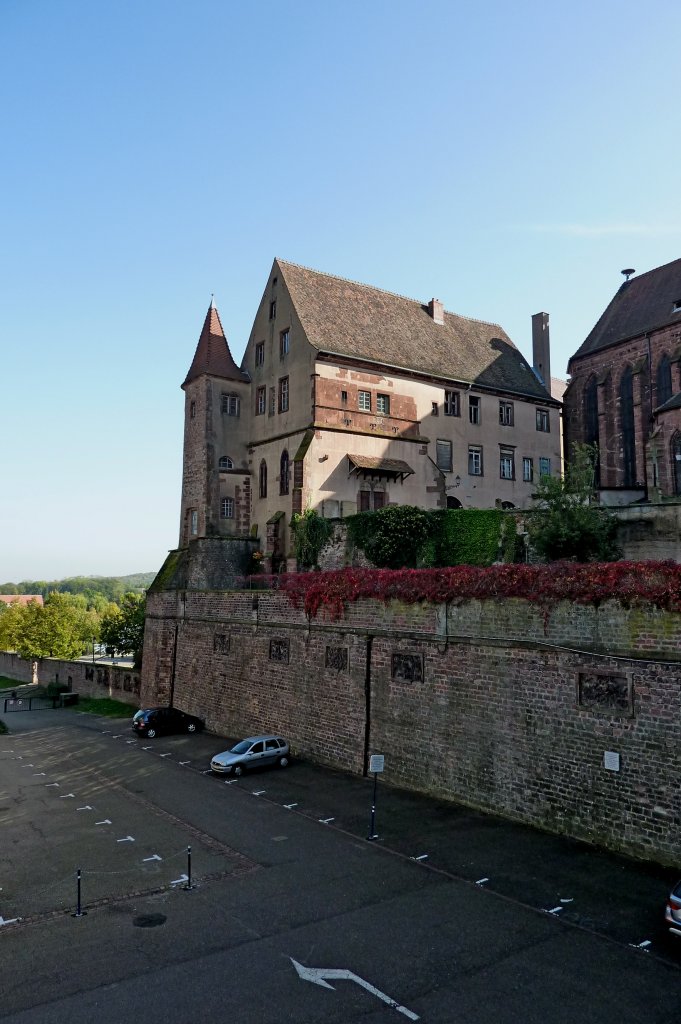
top-left (532, 312), bottom-right (551, 389)
top-left (428, 298), bottom-right (444, 325)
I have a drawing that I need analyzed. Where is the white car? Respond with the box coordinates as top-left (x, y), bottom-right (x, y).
top-left (211, 735), bottom-right (290, 777)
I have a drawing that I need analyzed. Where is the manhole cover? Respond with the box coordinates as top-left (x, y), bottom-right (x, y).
top-left (133, 913), bottom-right (167, 928)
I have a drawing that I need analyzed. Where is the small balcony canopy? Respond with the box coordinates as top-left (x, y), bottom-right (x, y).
top-left (347, 454), bottom-right (414, 482)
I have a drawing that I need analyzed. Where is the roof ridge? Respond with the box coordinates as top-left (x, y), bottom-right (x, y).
top-left (275, 258), bottom-right (505, 332)
top-left (621, 255), bottom-right (681, 285)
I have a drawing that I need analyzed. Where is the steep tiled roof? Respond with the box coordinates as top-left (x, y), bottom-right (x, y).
top-left (183, 304), bottom-right (250, 387)
top-left (570, 258), bottom-right (681, 364)
top-left (277, 260), bottom-right (552, 401)
top-left (0, 595), bottom-right (43, 606)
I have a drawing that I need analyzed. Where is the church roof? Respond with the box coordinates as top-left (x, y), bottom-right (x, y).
top-left (570, 258), bottom-right (681, 366)
top-left (276, 260), bottom-right (553, 401)
top-left (183, 304), bottom-right (250, 387)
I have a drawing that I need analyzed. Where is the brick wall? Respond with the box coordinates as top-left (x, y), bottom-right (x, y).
top-left (0, 651), bottom-right (140, 705)
top-left (141, 589), bottom-right (681, 866)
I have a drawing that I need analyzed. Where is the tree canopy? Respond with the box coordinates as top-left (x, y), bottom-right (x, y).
top-left (527, 443), bottom-right (621, 562)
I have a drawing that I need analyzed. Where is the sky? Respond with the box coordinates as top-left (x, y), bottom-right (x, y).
top-left (2, 0), bottom-right (680, 582)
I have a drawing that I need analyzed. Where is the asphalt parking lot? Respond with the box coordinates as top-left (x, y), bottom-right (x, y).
top-left (1, 706), bottom-right (679, 1023)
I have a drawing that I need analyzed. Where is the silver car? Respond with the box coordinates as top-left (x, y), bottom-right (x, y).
top-left (665, 880), bottom-right (681, 938)
top-left (211, 735), bottom-right (290, 777)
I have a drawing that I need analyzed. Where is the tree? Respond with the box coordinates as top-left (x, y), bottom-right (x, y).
top-left (527, 443), bottom-right (621, 562)
top-left (99, 592), bottom-right (146, 667)
top-left (0, 593), bottom-right (96, 660)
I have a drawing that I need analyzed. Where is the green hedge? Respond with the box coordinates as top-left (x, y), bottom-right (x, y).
top-left (347, 506), bottom-right (515, 568)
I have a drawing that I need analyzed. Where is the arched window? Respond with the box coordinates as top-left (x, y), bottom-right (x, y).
top-left (280, 450), bottom-right (289, 495)
top-left (500, 500), bottom-right (515, 510)
top-left (446, 496), bottom-right (462, 509)
top-left (259, 459), bottom-right (267, 499)
top-left (584, 375), bottom-right (600, 485)
top-left (673, 432), bottom-right (681, 496)
top-left (657, 354), bottom-right (672, 407)
top-left (218, 456), bottom-right (233, 471)
top-left (619, 366), bottom-right (636, 486)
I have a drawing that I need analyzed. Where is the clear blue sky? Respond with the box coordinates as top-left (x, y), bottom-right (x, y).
top-left (2, 0), bottom-right (680, 582)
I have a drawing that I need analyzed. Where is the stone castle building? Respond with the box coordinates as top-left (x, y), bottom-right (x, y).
top-left (179, 259), bottom-right (560, 570)
top-left (563, 258), bottom-right (681, 503)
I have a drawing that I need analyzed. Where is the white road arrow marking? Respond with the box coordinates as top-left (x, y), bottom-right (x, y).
top-left (290, 959), bottom-right (418, 1020)
top-left (476, 877), bottom-right (489, 885)
top-left (0, 916), bottom-right (21, 927)
top-left (143, 855), bottom-right (162, 862)
top-left (95, 820), bottom-right (112, 825)
top-left (252, 790), bottom-right (266, 796)
top-left (116, 836), bottom-right (135, 843)
top-left (76, 806), bottom-right (93, 811)
top-left (546, 906), bottom-right (563, 914)
top-left (319, 817), bottom-right (335, 824)
top-left (33, 772), bottom-right (46, 777)
top-left (170, 874), bottom-right (188, 886)
top-left (59, 793), bottom-right (75, 799)
top-left (284, 802), bottom-right (298, 809)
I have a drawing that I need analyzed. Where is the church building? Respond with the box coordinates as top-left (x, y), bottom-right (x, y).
top-left (563, 259), bottom-right (681, 503)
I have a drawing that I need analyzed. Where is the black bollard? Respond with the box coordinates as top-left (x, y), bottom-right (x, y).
top-left (185, 845), bottom-right (193, 890)
top-left (72, 868), bottom-right (87, 917)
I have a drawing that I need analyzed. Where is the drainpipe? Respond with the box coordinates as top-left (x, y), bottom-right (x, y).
top-left (362, 635), bottom-right (373, 777)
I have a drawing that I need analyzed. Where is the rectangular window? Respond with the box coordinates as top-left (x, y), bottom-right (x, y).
top-left (500, 449), bottom-right (515, 480)
top-left (469, 395), bottom-right (481, 425)
top-left (499, 401), bottom-right (514, 426)
top-left (278, 376), bottom-right (289, 413)
top-left (280, 328), bottom-right (290, 356)
top-left (221, 393), bottom-right (239, 416)
top-left (269, 300), bottom-right (276, 320)
top-left (536, 408), bottom-right (550, 432)
top-left (436, 439), bottom-right (453, 472)
top-left (190, 509), bottom-right (198, 535)
top-left (255, 341), bottom-right (265, 367)
top-left (359, 490), bottom-right (371, 512)
top-left (523, 457), bottom-right (533, 482)
top-left (256, 386), bottom-right (266, 415)
top-left (189, 400), bottom-right (196, 419)
top-left (341, 390), bottom-right (348, 404)
top-left (444, 390), bottom-right (460, 416)
top-left (358, 390), bottom-right (371, 412)
top-left (376, 393), bottom-right (390, 415)
top-left (539, 457), bottom-right (551, 478)
top-left (373, 490), bottom-right (386, 510)
top-left (468, 446), bottom-right (483, 476)
top-left (220, 497), bottom-right (234, 518)
top-left (432, 401), bottom-right (439, 416)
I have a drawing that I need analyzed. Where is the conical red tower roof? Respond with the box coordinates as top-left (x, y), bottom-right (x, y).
top-left (182, 303), bottom-right (249, 387)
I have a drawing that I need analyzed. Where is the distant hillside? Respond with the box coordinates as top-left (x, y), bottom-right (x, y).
top-left (0, 572), bottom-right (156, 603)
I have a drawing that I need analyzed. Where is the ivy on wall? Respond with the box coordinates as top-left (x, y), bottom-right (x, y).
top-left (279, 561), bottom-right (681, 620)
top-left (347, 506), bottom-right (512, 569)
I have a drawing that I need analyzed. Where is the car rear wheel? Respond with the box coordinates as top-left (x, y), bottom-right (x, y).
top-left (187, 722), bottom-right (197, 733)
top-left (146, 728), bottom-right (157, 739)
top-left (278, 755), bottom-right (289, 768)
top-left (233, 764), bottom-right (245, 777)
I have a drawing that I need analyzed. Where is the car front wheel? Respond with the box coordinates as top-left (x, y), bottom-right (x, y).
top-left (278, 755), bottom-right (289, 768)
top-left (233, 764), bottom-right (245, 777)
top-left (146, 728), bottom-right (157, 739)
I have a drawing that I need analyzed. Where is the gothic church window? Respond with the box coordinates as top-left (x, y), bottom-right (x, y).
top-left (619, 366), bottom-right (636, 486)
top-left (657, 355), bottom-right (672, 406)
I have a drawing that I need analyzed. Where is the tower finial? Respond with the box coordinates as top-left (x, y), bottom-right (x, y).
top-left (210, 292), bottom-right (215, 308)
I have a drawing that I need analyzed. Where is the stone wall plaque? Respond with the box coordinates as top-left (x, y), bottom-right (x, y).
top-left (391, 653), bottom-right (423, 683)
top-left (269, 638), bottom-right (290, 663)
top-left (578, 672), bottom-right (632, 715)
top-left (325, 646), bottom-right (348, 671)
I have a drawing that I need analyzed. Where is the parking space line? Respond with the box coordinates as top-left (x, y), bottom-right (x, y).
top-left (116, 836), bottom-right (135, 843)
top-left (252, 790), bottom-right (266, 796)
top-left (95, 819), bottom-right (112, 825)
top-left (476, 877), bottom-right (489, 886)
